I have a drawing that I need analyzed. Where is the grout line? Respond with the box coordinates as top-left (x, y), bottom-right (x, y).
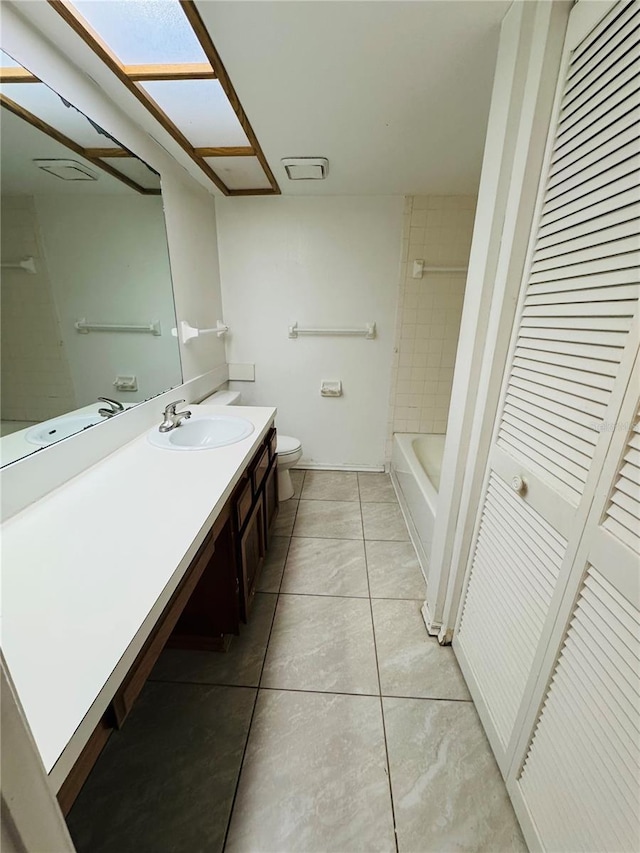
top-left (221, 486), bottom-right (304, 851)
top-left (149, 677), bottom-right (473, 703)
top-left (275, 591), bottom-right (425, 602)
top-left (296, 497), bottom-right (399, 505)
top-left (258, 686), bottom-right (473, 703)
top-left (359, 487), bottom-right (400, 853)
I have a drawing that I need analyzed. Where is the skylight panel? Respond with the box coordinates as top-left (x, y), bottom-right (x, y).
top-left (71, 0), bottom-right (209, 65)
top-left (140, 79), bottom-right (250, 147)
top-left (205, 156), bottom-right (271, 191)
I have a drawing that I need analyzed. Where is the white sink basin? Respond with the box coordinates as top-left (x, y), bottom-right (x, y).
top-left (147, 415), bottom-right (255, 450)
top-left (26, 413), bottom-right (104, 446)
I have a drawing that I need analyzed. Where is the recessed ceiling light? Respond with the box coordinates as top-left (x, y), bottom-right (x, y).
top-left (281, 157), bottom-right (329, 180)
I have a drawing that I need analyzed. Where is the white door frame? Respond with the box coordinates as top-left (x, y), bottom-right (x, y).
top-left (1, 654), bottom-right (76, 852)
top-left (426, 0), bottom-right (573, 640)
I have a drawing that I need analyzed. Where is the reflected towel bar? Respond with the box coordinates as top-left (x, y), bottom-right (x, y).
top-left (75, 318), bottom-right (161, 335)
top-left (1, 256), bottom-right (37, 274)
top-left (289, 322), bottom-right (376, 340)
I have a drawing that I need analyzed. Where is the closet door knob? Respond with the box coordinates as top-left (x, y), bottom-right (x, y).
top-left (511, 475), bottom-right (527, 495)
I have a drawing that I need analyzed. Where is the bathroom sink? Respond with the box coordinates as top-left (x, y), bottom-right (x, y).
top-left (147, 415), bottom-right (255, 451)
top-left (25, 413), bottom-right (105, 446)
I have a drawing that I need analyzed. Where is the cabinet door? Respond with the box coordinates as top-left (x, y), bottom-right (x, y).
top-left (513, 384), bottom-right (640, 851)
top-left (171, 516), bottom-right (240, 650)
top-left (241, 493), bottom-right (265, 614)
top-left (454, 0), bottom-right (640, 773)
top-left (263, 457), bottom-right (279, 546)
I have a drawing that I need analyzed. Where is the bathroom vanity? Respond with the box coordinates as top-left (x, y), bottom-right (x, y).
top-left (1, 404), bottom-right (277, 814)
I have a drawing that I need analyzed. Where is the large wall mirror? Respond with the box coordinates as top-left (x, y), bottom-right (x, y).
top-left (0, 53), bottom-right (182, 467)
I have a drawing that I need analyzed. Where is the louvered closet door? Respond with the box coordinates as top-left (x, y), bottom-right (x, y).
top-left (515, 392), bottom-right (640, 852)
top-left (453, 0), bottom-right (640, 774)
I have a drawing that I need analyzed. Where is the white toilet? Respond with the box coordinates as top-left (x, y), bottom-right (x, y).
top-left (202, 390), bottom-right (302, 501)
top-left (274, 434), bottom-right (302, 500)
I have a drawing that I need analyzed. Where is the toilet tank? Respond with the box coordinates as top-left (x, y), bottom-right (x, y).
top-left (201, 390), bottom-right (241, 405)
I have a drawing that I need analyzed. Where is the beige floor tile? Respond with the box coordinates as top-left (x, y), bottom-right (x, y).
top-left (372, 599), bottom-right (470, 700)
top-left (67, 683), bottom-right (256, 853)
top-left (362, 503), bottom-right (409, 541)
top-left (226, 690), bottom-right (396, 853)
top-left (384, 697), bottom-right (527, 852)
top-left (281, 537), bottom-right (368, 597)
top-left (366, 541), bottom-right (426, 599)
top-left (262, 594), bottom-right (379, 694)
top-left (150, 593), bottom-right (277, 688)
top-left (293, 499), bottom-right (363, 539)
top-left (273, 498), bottom-right (298, 536)
top-left (301, 470), bottom-right (360, 501)
top-left (290, 469), bottom-right (305, 499)
top-left (358, 473), bottom-right (398, 503)
top-left (257, 535), bottom-right (290, 593)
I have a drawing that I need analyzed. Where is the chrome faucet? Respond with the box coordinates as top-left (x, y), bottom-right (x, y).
top-left (159, 399), bottom-right (192, 432)
top-left (98, 397), bottom-right (125, 418)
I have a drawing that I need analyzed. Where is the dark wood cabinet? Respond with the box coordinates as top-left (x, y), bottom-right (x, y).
top-left (239, 492), bottom-right (265, 615)
top-left (58, 420), bottom-right (278, 815)
top-left (264, 456), bottom-right (279, 546)
top-left (170, 513), bottom-right (239, 652)
top-left (235, 427), bottom-right (279, 620)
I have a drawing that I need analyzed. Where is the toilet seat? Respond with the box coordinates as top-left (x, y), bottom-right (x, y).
top-left (277, 435), bottom-right (302, 457)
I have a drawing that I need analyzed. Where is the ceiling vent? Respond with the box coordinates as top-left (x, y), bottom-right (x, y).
top-left (281, 157), bottom-right (329, 180)
top-left (34, 159), bottom-right (99, 181)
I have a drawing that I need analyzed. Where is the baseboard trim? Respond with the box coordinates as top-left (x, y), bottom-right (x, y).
top-left (294, 463), bottom-right (385, 473)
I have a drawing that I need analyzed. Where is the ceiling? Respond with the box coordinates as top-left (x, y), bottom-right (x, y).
top-left (195, 0), bottom-right (511, 196)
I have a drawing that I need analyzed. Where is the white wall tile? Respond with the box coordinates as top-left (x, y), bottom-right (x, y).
top-left (387, 194), bottom-right (476, 456)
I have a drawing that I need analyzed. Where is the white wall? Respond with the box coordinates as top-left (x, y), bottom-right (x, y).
top-left (34, 194), bottom-right (182, 407)
top-left (387, 195), bottom-right (476, 454)
top-left (2, 3), bottom-right (225, 384)
top-left (216, 196), bottom-right (404, 469)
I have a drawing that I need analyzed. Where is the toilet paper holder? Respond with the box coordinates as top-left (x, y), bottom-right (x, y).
top-left (321, 380), bottom-right (342, 397)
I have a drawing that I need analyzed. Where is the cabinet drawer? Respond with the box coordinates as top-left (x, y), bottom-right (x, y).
top-left (252, 444), bottom-right (270, 493)
top-left (268, 427), bottom-right (277, 461)
top-left (235, 478), bottom-right (253, 530)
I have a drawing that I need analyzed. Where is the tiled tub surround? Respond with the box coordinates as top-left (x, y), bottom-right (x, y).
top-left (386, 195), bottom-right (476, 458)
top-left (68, 471), bottom-right (525, 853)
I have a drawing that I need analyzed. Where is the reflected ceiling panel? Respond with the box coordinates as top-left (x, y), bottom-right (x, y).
top-left (0, 109), bottom-right (137, 195)
top-left (0, 50), bottom-right (20, 67)
top-left (71, 0), bottom-right (208, 65)
top-left (98, 156), bottom-right (160, 190)
top-left (0, 83), bottom-right (120, 149)
top-left (141, 79), bottom-right (249, 147)
top-left (205, 156), bottom-right (271, 191)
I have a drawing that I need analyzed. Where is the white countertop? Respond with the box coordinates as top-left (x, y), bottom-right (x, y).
top-left (0, 404), bottom-right (276, 778)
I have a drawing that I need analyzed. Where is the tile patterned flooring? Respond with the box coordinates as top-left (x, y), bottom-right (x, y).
top-left (67, 471), bottom-right (526, 853)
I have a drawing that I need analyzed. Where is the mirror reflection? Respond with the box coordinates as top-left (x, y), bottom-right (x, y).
top-left (0, 64), bottom-right (182, 466)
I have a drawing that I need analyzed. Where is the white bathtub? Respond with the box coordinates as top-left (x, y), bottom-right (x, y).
top-left (390, 433), bottom-right (446, 582)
